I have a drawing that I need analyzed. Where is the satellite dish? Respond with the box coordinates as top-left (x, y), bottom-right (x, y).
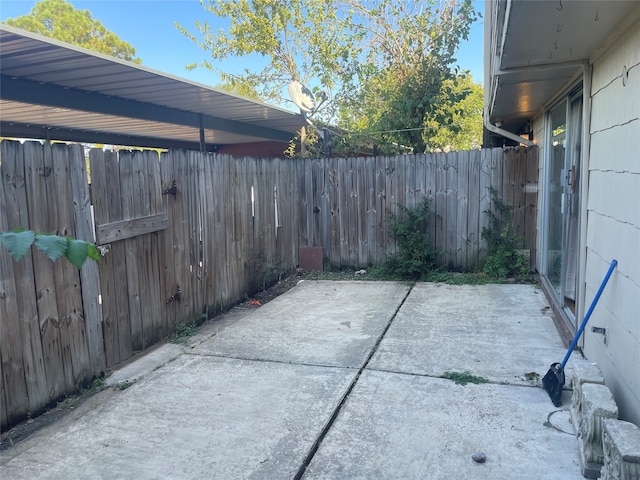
top-left (288, 81), bottom-right (316, 114)
top-left (288, 80), bottom-right (330, 145)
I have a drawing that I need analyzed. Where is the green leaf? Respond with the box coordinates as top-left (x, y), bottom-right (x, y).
top-left (34, 234), bottom-right (68, 262)
top-left (65, 239), bottom-right (89, 269)
top-left (87, 244), bottom-right (102, 263)
top-left (0, 230), bottom-right (35, 261)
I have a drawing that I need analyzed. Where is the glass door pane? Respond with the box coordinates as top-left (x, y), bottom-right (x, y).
top-left (563, 96), bottom-right (583, 318)
top-left (545, 101), bottom-right (567, 297)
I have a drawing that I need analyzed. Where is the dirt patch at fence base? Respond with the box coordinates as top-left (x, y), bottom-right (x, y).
top-left (246, 269), bottom-right (361, 305)
top-left (1, 409), bottom-right (65, 452)
top-left (0, 388), bottom-right (116, 453)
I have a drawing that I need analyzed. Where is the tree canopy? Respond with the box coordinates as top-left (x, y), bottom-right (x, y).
top-left (425, 73), bottom-right (483, 151)
top-left (176, 0), bottom-right (359, 106)
top-left (178, 0), bottom-right (481, 154)
top-left (5, 0), bottom-right (141, 64)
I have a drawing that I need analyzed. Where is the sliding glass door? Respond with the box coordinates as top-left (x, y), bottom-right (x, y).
top-left (543, 92), bottom-right (582, 327)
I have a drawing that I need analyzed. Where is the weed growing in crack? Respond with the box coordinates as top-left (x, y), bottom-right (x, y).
top-left (440, 371), bottom-right (489, 385)
top-left (116, 380), bottom-right (136, 391)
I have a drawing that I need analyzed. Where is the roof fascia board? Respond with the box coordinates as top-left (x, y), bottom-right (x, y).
top-left (1, 75), bottom-right (296, 143)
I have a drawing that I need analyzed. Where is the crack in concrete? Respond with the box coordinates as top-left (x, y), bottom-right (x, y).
top-left (183, 349), bottom-right (359, 371)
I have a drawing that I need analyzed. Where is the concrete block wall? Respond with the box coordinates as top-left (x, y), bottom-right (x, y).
top-left (571, 362), bottom-right (640, 479)
top-left (582, 20), bottom-right (640, 427)
top-left (601, 419), bottom-right (640, 480)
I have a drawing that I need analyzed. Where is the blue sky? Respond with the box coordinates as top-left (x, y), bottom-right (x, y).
top-left (1, 0), bottom-right (485, 89)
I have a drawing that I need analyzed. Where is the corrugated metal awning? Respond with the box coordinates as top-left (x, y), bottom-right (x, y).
top-left (0, 24), bottom-right (304, 151)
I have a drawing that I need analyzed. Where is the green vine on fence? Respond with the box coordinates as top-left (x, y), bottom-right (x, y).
top-left (0, 229), bottom-right (101, 269)
top-left (373, 197), bottom-right (439, 280)
top-left (481, 187), bottom-right (529, 280)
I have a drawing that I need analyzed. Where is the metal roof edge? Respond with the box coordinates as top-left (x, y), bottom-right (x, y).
top-left (0, 23), bottom-right (300, 117)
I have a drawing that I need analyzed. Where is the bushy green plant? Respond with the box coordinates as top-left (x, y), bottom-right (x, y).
top-left (481, 188), bottom-right (529, 280)
top-left (375, 197), bottom-right (438, 280)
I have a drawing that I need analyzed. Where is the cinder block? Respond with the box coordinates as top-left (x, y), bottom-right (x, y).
top-left (572, 361), bottom-right (606, 429)
top-left (600, 419), bottom-right (640, 480)
top-left (577, 383), bottom-right (619, 479)
top-left (299, 246), bottom-right (323, 271)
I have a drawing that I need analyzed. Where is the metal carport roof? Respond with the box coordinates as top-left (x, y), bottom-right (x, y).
top-left (0, 24), bottom-right (304, 152)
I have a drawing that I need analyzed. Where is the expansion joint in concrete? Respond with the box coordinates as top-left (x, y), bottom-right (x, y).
top-left (185, 349), bottom-right (359, 370)
top-left (292, 285), bottom-right (414, 480)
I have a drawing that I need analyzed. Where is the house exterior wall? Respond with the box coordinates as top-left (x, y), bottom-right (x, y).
top-left (582, 22), bottom-right (640, 426)
top-left (486, 0), bottom-right (639, 427)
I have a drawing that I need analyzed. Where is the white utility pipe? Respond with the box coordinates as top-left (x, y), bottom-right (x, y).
top-left (483, 106), bottom-right (535, 147)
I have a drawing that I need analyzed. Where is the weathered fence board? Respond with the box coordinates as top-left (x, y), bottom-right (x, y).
top-left (69, 145), bottom-right (105, 376)
top-left (159, 150), bottom-right (177, 332)
top-left (51, 144), bottom-right (90, 388)
top-left (0, 154), bottom-right (27, 426)
top-left (467, 152), bottom-right (481, 271)
top-left (25, 143), bottom-right (67, 401)
top-left (0, 142), bottom-right (48, 418)
top-left (457, 150), bottom-right (469, 268)
top-left (525, 149), bottom-right (538, 267)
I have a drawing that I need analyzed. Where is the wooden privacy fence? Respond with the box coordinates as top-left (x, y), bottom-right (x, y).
top-left (298, 147), bottom-right (538, 270)
top-left (0, 141), bottom-right (536, 428)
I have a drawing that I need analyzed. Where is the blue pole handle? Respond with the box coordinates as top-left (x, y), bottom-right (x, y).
top-left (561, 259), bottom-right (617, 368)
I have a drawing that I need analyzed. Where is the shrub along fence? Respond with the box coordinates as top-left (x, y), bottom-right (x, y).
top-left (0, 141), bottom-right (537, 427)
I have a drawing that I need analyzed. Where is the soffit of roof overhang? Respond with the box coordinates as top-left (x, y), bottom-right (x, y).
top-left (486, 0), bottom-right (640, 135)
top-left (0, 24), bottom-right (304, 148)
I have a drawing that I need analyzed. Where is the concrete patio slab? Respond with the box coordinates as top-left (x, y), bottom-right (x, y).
top-left (1, 281), bottom-right (583, 480)
top-left (192, 281), bottom-right (410, 367)
top-left (303, 370), bottom-right (582, 480)
top-left (369, 283), bottom-right (577, 388)
top-left (1, 355), bottom-right (356, 480)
